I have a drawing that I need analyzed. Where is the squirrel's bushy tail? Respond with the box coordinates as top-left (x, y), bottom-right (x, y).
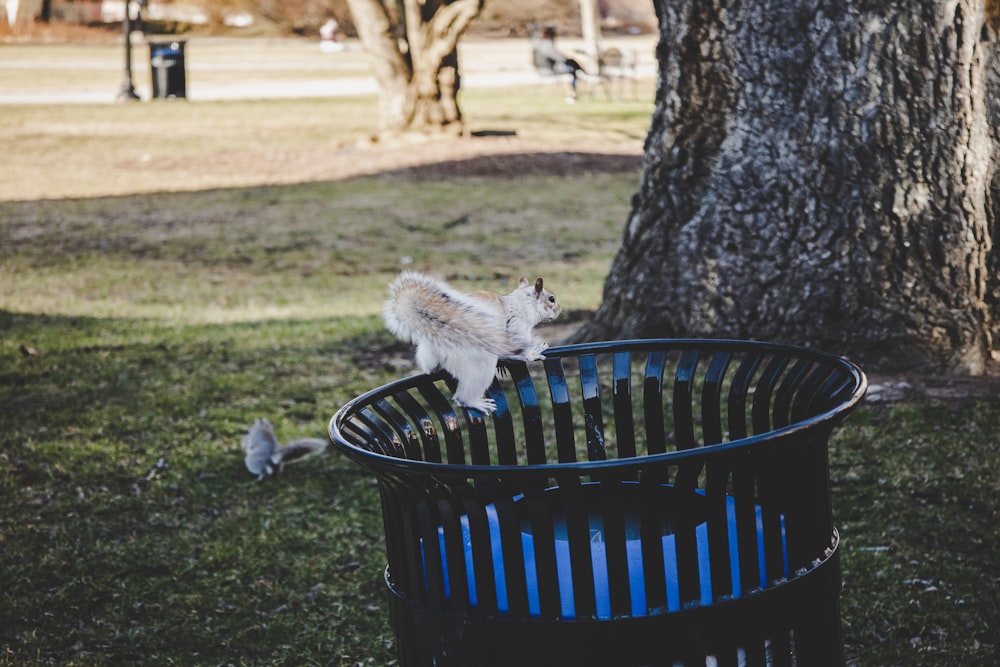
top-left (241, 418), bottom-right (327, 480)
top-left (383, 271), bottom-right (514, 355)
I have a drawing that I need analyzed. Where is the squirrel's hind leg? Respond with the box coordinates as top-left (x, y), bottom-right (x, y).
top-left (414, 342), bottom-right (441, 374)
top-left (457, 396), bottom-right (498, 414)
top-left (448, 351), bottom-right (499, 414)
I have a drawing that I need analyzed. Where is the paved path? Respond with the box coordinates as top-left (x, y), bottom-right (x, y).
top-left (0, 35), bottom-right (657, 104)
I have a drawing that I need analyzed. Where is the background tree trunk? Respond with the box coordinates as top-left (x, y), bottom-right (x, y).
top-left (577, 0), bottom-right (998, 374)
top-left (346, 0), bottom-right (483, 136)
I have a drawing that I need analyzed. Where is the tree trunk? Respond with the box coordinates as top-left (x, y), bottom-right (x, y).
top-left (6, 0), bottom-right (43, 25)
top-left (346, 0), bottom-right (483, 136)
top-left (579, 0), bottom-right (601, 58)
top-left (988, 4), bottom-right (1000, 351)
top-left (576, 0), bottom-right (998, 374)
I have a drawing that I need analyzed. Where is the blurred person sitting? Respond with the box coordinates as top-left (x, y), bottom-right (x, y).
top-left (532, 26), bottom-right (587, 102)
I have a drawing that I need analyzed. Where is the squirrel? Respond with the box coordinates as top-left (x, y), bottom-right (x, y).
top-left (382, 271), bottom-right (562, 413)
top-left (241, 418), bottom-right (328, 480)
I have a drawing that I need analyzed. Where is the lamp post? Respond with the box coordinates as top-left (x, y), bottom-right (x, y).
top-left (116, 0), bottom-right (142, 101)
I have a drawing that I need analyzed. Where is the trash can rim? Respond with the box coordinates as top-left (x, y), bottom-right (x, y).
top-left (328, 337), bottom-right (867, 476)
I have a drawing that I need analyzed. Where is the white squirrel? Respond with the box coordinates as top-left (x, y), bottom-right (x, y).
top-left (241, 418), bottom-right (328, 480)
top-left (383, 271), bottom-right (562, 413)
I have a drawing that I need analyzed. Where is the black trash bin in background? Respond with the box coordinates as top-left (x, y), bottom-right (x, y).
top-left (329, 339), bottom-right (867, 666)
top-left (149, 41), bottom-right (186, 99)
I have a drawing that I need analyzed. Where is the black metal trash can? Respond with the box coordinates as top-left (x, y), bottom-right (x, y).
top-left (149, 41), bottom-right (186, 99)
top-left (329, 339), bottom-right (867, 666)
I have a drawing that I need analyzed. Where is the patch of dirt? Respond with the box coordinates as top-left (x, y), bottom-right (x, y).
top-left (174, 132), bottom-right (643, 186)
top-left (100, 135), bottom-right (645, 200)
top-left (864, 360), bottom-right (1000, 404)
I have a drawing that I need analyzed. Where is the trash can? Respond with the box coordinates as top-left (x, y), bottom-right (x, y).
top-left (149, 41), bottom-right (186, 99)
top-left (329, 339), bottom-right (867, 666)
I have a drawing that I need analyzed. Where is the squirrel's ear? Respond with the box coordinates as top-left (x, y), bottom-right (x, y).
top-left (518, 275), bottom-right (529, 288)
top-left (534, 278), bottom-right (544, 294)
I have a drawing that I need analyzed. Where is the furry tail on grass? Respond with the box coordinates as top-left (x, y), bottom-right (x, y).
top-left (241, 418), bottom-right (327, 480)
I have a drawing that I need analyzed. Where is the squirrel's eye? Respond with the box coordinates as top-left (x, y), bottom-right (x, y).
top-left (548, 295), bottom-right (556, 303)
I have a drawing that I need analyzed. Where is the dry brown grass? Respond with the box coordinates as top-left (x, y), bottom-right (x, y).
top-left (1, 34), bottom-right (655, 201)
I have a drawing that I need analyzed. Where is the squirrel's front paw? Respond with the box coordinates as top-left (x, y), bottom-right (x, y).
top-left (524, 342), bottom-right (549, 362)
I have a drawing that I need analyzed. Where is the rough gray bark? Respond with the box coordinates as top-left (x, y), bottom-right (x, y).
top-left (577, 0), bottom-right (998, 374)
top-left (987, 4), bottom-right (1000, 350)
top-left (346, 0), bottom-right (483, 136)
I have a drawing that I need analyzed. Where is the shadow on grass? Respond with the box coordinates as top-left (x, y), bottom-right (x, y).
top-left (372, 150), bottom-right (644, 180)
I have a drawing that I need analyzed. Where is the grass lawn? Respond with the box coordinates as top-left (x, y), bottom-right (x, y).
top-left (2, 40), bottom-right (999, 666)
